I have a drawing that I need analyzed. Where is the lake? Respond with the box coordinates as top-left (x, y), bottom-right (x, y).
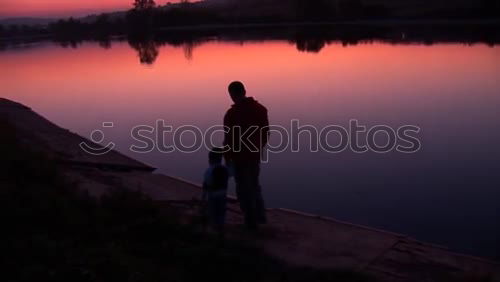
top-left (1, 30), bottom-right (499, 258)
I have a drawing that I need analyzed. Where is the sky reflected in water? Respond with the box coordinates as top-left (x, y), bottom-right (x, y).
top-left (1, 39), bottom-right (499, 258)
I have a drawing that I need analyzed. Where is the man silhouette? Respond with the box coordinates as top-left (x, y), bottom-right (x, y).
top-left (224, 81), bottom-right (269, 230)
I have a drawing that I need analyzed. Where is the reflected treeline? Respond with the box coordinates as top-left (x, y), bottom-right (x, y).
top-left (295, 38), bottom-right (327, 53)
top-left (2, 24), bottom-right (499, 65)
top-left (129, 24), bottom-right (500, 64)
top-left (1, 0), bottom-right (499, 52)
top-left (128, 37), bottom-right (159, 65)
top-left (126, 33), bottom-right (205, 64)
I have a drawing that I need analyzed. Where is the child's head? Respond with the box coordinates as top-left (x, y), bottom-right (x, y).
top-left (209, 147), bottom-right (224, 165)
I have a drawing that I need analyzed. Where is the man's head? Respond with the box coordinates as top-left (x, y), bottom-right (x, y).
top-left (209, 147), bottom-right (224, 165)
top-left (228, 81), bottom-right (246, 103)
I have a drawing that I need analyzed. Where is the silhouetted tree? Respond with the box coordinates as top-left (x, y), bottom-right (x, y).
top-left (128, 38), bottom-right (159, 65)
top-left (481, 0), bottom-right (500, 16)
top-left (8, 25), bottom-right (19, 35)
top-left (127, 0), bottom-right (158, 33)
top-left (93, 14), bottom-right (113, 38)
top-left (50, 18), bottom-right (87, 37)
top-left (95, 14), bottom-right (110, 27)
top-left (133, 0), bottom-right (156, 11)
top-left (98, 38), bottom-right (112, 49)
top-left (338, 0), bottom-right (364, 20)
top-left (295, 39), bottom-right (326, 53)
top-left (296, 0), bottom-right (336, 21)
top-left (363, 4), bottom-right (391, 19)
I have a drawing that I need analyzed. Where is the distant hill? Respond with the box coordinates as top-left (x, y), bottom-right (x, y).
top-left (0, 12), bottom-right (127, 27)
top-left (202, 0), bottom-right (499, 19)
top-left (0, 17), bottom-right (57, 26)
top-left (1, 0), bottom-right (497, 29)
top-left (0, 2), bottom-right (200, 27)
top-left (79, 11), bottom-right (127, 24)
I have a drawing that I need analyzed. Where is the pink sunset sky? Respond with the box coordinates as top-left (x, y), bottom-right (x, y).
top-left (0, 0), bottom-right (181, 18)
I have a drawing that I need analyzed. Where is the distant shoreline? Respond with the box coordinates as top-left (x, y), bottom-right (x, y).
top-left (154, 18), bottom-right (500, 31)
top-left (1, 19), bottom-right (499, 44)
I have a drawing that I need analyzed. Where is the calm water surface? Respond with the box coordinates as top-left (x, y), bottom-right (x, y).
top-left (1, 39), bottom-right (499, 258)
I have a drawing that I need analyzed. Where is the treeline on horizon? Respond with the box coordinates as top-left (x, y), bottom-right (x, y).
top-left (1, 0), bottom-right (499, 39)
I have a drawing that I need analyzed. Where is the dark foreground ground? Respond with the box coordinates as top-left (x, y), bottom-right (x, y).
top-left (1, 98), bottom-right (499, 282)
top-left (0, 101), bottom-right (372, 282)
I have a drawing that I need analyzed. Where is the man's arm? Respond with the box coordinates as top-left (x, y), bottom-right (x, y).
top-left (223, 110), bottom-right (234, 161)
top-left (260, 107), bottom-right (270, 148)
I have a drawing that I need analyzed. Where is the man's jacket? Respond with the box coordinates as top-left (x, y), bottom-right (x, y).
top-left (223, 97), bottom-right (269, 162)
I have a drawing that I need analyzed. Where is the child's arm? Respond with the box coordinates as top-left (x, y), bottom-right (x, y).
top-left (226, 161), bottom-right (235, 178)
top-left (202, 181), bottom-right (208, 202)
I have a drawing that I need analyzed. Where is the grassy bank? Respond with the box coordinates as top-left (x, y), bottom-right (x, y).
top-left (0, 119), bottom-right (373, 282)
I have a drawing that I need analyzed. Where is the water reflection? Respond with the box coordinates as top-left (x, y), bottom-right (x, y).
top-left (4, 24), bottom-right (498, 65)
top-left (1, 30), bottom-right (499, 259)
top-left (295, 38), bottom-right (327, 53)
top-left (98, 38), bottom-right (112, 50)
top-left (128, 38), bottom-right (159, 65)
top-left (120, 24), bottom-right (500, 65)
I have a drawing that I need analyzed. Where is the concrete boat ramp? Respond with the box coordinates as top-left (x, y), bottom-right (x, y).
top-left (1, 98), bottom-right (499, 282)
